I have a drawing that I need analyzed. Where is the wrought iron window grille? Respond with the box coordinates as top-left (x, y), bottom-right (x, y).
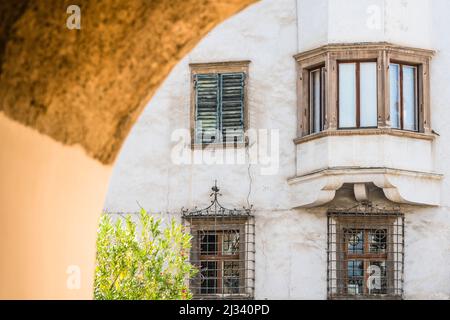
top-left (182, 182), bottom-right (255, 300)
top-left (327, 202), bottom-right (404, 300)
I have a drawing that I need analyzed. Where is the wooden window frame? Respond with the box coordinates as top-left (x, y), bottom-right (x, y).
top-left (190, 61), bottom-right (250, 149)
top-left (389, 61), bottom-right (420, 132)
top-left (327, 212), bottom-right (404, 300)
top-left (295, 43), bottom-right (434, 140)
top-left (337, 60), bottom-right (378, 129)
top-left (186, 217), bottom-right (252, 299)
top-left (341, 228), bottom-right (389, 296)
top-left (198, 230), bottom-right (242, 295)
top-left (309, 66), bottom-right (326, 134)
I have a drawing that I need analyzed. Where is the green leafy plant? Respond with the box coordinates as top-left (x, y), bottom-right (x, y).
top-left (94, 209), bottom-right (196, 300)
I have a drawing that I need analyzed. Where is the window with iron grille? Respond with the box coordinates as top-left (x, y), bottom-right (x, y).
top-left (182, 184), bottom-right (255, 299)
top-left (327, 210), bottom-right (404, 299)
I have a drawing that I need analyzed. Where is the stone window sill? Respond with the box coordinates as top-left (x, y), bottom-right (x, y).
top-left (293, 128), bottom-right (436, 145)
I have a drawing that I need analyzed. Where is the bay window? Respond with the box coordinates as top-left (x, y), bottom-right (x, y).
top-left (295, 43), bottom-right (433, 140)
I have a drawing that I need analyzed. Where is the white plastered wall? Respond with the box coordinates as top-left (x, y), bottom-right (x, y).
top-left (105, 0), bottom-right (450, 299)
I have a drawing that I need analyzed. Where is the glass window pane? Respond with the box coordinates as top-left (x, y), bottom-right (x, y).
top-left (321, 68), bottom-right (326, 128)
top-left (200, 232), bottom-right (217, 255)
top-left (369, 229), bottom-right (387, 253)
top-left (311, 70), bottom-right (321, 133)
top-left (346, 229), bottom-right (364, 254)
top-left (223, 261), bottom-right (240, 294)
top-left (200, 261), bottom-right (217, 294)
top-left (222, 230), bottom-right (239, 255)
top-left (360, 62), bottom-right (377, 127)
top-left (339, 63), bottom-right (357, 128)
top-left (368, 261), bottom-right (387, 294)
top-left (347, 260), bottom-right (364, 295)
top-left (390, 64), bottom-right (401, 128)
top-left (403, 65), bottom-right (418, 131)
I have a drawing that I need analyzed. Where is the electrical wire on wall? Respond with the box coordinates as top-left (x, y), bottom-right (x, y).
top-left (245, 134), bottom-right (253, 209)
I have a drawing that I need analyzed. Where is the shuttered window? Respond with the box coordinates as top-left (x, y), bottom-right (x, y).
top-left (194, 72), bottom-right (245, 144)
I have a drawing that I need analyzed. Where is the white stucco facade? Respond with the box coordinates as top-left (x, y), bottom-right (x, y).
top-left (104, 0), bottom-right (450, 299)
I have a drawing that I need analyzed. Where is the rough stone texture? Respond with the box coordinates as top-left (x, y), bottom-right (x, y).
top-left (0, 0), bottom-right (256, 164)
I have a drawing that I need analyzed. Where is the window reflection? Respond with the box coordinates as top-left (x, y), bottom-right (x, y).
top-left (223, 261), bottom-right (240, 294)
top-left (343, 228), bottom-right (390, 296)
top-left (310, 67), bottom-right (325, 133)
top-left (347, 260), bottom-right (364, 295)
top-left (339, 63), bottom-right (357, 128)
top-left (346, 229), bottom-right (364, 254)
top-left (369, 229), bottom-right (387, 253)
top-left (222, 231), bottom-right (239, 255)
top-left (403, 65), bottom-right (418, 131)
top-left (339, 62), bottom-right (377, 128)
top-left (360, 62), bottom-right (378, 127)
top-left (200, 261), bottom-right (217, 294)
top-left (390, 64), bottom-right (401, 129)
top-left (200, 233), bottom-right (218, 255)
top-left (390, 63), bottom-right (418, 131)
top-left (368, 261), bottom-right (387, 294)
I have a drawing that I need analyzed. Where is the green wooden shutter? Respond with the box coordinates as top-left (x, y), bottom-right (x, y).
top-left (220, 73), bottom-right (245, 143)
top-left (195, 74), bottom-right (219, 144)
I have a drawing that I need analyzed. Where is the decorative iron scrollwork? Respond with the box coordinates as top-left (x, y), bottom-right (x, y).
top-left (181, 181), bottom-right (253, 218)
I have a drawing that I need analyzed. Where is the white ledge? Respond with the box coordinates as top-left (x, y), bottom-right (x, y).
top-left (288, 167), bottom-right (443, 208)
